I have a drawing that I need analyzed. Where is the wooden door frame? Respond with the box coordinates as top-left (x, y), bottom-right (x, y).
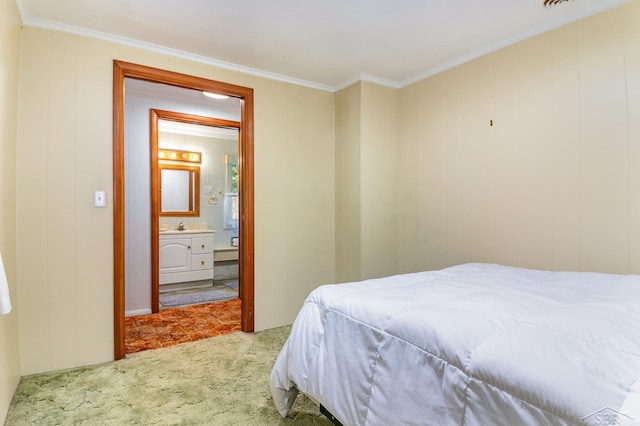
top-left (150, 109), bottom-right (241, 313)
top-left (113, 60), bottom-right (255, 360)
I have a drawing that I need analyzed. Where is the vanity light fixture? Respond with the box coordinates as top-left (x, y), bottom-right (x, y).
top-left (158, 149), bottom-right (201, 164)
top-left (203, 91), bottom-right (230, 100)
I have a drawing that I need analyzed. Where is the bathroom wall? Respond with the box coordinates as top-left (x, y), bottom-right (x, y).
top-left (158, 131), bottom-right (239, 249)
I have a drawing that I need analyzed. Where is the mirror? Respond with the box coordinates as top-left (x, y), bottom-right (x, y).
top-left (159, 164), bottom-right (200, 216)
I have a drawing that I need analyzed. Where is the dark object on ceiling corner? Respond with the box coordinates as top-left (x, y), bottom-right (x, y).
top-left (544, 0), bottom-right (571, 6)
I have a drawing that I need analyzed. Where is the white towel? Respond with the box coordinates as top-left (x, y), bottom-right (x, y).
top-left (0, 252), bottom-right (12, 315)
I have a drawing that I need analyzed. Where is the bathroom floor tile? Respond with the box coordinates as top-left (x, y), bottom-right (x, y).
top-left (124, 298), bottom-right (241, 354)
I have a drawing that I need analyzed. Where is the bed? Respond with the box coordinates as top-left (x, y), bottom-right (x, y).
top-left (270, 263), bottom-right (640, 425)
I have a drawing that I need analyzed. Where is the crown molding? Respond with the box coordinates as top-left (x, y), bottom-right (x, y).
top-left (400, 0), bottom-right (633, 88)
top-left (19, 15), bottom-right (337, 93)
top-left (16, 0), bottom-right (633, 93)
top-left (14, 0), bottom-right (29, 23)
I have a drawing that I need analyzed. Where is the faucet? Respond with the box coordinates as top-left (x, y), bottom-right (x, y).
top-left (178, 221), bottom-right (184, 230)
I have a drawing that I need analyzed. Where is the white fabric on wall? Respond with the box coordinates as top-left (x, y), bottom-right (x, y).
top-left (0, 252), bottom-right (12, 315)
top-left (223, 193), bottom-right (239, 230)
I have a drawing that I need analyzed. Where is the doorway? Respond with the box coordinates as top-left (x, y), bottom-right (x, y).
top-left (150, 109), bottom-right (241, 312)
top-left (113, 61), bottom-right (254, 360)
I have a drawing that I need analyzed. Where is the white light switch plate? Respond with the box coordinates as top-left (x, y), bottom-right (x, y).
top-left (94, 190), bottom-right (106, 207)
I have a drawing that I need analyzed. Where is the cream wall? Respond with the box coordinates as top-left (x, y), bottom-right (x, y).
top-left (335, 83), bottom-right (361, 282)
top-left (0, 0), bottom-right (21, 424)
top-left (398, 1), bottom-right (640, 275)
top-left (16, 27), bottom-right (335, 374)
top-left (9, 0), bottom-right (638, 387)
top-left (360, 82), bottom-right (399, 280)
top-left (335, 82), bottom-right (400, 283)
top-left (0, 0), bottom-right (21, 422)
top-left (255, 82), bottom-right (335, 329)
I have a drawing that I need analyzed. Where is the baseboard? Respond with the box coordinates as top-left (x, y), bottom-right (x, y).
top-left (125, 308), bottom-right (152, 318)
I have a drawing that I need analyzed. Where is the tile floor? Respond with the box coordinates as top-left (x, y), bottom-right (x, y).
top-left (125, 281), bottom-right (241, 354)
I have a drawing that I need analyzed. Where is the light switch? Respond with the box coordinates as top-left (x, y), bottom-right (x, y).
top-left (94, 190), bottom-right (106, 208)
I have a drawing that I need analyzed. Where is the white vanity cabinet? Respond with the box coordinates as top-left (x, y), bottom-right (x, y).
top-left (159, 230), bottom-right (215, 286)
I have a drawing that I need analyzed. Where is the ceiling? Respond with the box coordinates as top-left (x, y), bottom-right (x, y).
top-left (125, 78), bottom-right (242, 119)
top-left (16, 0), bottom-right (633, 91)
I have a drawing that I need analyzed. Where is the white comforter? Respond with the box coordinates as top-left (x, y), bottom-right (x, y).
top-left (270, 263), bottom-right (640, 425)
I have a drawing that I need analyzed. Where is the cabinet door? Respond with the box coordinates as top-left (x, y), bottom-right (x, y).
top-left (192, 237), bottom-right (214, 254)
top-left (159, 238), bottom-right (191, 273)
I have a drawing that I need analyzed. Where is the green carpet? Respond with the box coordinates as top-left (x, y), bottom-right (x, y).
top-left (5, 326), bottom-right (331, 425)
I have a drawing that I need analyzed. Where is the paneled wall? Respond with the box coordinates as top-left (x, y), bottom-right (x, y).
top-left (335, 83), bottom-right (362, 282)
top-left (0, 0), bottom-right (22, 421)
top-left (10, 0), bottom-right (638, 383)
top-left (335, 82), bottom-right (400, 283)
top-left (398, 1), bottom-right (640, 275)
top-left (360, 82), bottom-right (400, 280)
top-left (16, 27), bottom-right (335, 375)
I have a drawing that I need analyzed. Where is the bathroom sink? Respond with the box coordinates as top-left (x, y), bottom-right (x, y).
top-left (159, 229), bottom-right (215, 234)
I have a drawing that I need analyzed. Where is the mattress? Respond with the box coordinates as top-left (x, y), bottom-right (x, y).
top-left (270, 263), bottom-right (640, 425)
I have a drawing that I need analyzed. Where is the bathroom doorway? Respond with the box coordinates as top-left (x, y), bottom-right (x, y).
top-left (150, 109), bottom-right (241, 313)
top-left (113, 61), bottom-right (254, 360)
